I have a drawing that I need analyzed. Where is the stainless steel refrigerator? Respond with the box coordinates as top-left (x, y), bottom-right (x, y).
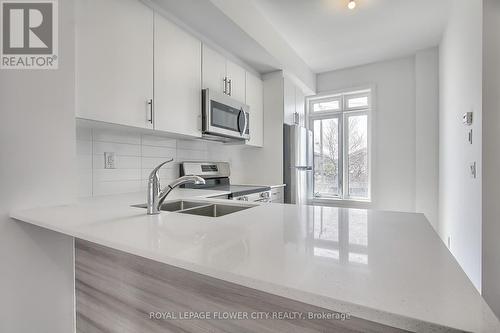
top-left (283, 124), bottom-right (313, 204)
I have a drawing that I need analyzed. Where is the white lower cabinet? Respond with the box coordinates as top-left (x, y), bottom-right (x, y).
top-left (76, 0), bottom-right (154, 129)
top-left (154, 13), bottom-right (202, 137)
top-left (245, 72), bottom-right (264, 147)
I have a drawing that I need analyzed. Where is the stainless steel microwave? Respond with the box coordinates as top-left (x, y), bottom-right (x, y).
top-left (202, 89), bottom-right (250, 141)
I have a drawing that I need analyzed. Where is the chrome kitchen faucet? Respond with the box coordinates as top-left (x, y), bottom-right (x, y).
top-left (147, 159), bottom-right (205, 215)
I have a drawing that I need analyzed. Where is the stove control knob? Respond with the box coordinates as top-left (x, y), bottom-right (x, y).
top-left (260, 192), bottom-right (269, 198)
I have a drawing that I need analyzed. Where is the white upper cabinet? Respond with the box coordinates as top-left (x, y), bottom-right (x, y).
top-left (76, 0), bottom-right (154, 129)
top-left (202, 44), bottom-right (246, 103)
top-left (283, 76), bottom-right (306, 126)
top-left (245, 72), bottom-right (264, 147)
top-left (154, 13), bottom-right (202, 138)
top-left (226, 60), bottom-right (246, 102)
top-left (295, 88), bottom-right (306, 127)
top-left (202, 45), bottom-right (227, 95)
top-left (284, 77), bottom-right (296, 125)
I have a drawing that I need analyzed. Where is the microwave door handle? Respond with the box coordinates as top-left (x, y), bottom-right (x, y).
top-left (237, 108), bottom-right (246, 136)
top-left (243, 110), bottom-right (248, 137)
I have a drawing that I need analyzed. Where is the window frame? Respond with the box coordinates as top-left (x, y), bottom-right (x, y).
top-left (308, 88), bottom-right (373, 203)
top-left (311, 114), bottom-right (343, 198)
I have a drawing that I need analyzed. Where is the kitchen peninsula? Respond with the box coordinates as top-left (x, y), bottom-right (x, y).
top-left (11, 190), bottom-right (500, 332)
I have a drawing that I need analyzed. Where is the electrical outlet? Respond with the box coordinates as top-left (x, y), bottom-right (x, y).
top-left (462, 112), bottom-right (473, 126)
top-left (470, 161), bottom-right (477, 179)
top-left (104, 152), bottom-right (115, 169)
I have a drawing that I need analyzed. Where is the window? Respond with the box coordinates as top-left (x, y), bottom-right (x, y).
top-left (312, 98), bottom-right (341, 112)
top-left (309, 89), bottom-right (371, 201)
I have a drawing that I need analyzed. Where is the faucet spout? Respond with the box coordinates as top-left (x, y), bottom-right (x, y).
top-left (147, 160), bottom-right (205, 215)
top-left (156, 176), bottom-right (206, 210)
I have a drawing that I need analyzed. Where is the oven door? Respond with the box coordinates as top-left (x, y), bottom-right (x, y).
top-left (233, 191), bottom-right (271, 203)
top-left (202, 89), bottom-right (250, 140)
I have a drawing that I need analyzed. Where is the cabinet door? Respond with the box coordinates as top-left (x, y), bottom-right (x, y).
top-left (245, 72), bottom-right (264, 147)
top-left (226, 60), bottom-right (246, 102)
top-left (283, 77), bottom-right (296, 125)
top-left (154, 14), bottom-right (202, 137)
top-left (76, 0), bottom-right (154, 129)
top-left (202, 45), bottom-right (226, 95)
top-left (295, 88), bottom-right (306, 127)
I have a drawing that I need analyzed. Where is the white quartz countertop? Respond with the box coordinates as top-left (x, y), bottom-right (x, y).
top-left (11, 190), bottom-right (500, 332)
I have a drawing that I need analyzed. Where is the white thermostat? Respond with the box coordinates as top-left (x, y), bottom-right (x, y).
top-left (462, 112), bottom-right (473, 126)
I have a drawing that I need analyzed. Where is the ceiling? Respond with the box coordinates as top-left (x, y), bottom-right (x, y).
top-left (150, 0), bottom-right (282, 74)
top-left (151, 0), bottom-right (317, 90)
top-left (253, 0), bottom-right (451, 73)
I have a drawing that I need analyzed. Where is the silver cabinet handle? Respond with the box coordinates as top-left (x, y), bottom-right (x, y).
top-left (147, 99), bottom-right (153, 124)
top-left (228, 78), bottom-right (232, 96)
top-left (223, 77), bottom-right (227, 94)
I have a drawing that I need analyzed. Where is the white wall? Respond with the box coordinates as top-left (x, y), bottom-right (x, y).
top-left (439, 0), bottom-right (483, 290)
top-left (0, 0), bottom-right (76, 331)
top-left (317, 53), bottom-right (439, 225)
top-left (482, 0), bottom-right (500, 318)
top-left (415, 48), bottom-right (440, 230)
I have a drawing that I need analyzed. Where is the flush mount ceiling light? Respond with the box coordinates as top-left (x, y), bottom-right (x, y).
top-left (348, 0), bottom-right (356, 10)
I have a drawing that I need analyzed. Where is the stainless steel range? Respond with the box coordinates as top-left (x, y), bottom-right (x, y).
top-left (180, 162), bottom-right (272, 203)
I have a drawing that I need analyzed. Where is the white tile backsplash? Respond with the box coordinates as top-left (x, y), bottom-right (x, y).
top-left (93, 169), bottom-right (142, 182)
top-left (141, 135), bottom-right (177, 148)
top-left (76, 139), bottom-right (92, 156)
top-left (77, 168), bottom-right (92, 198)
top-left (93, 141), bottom-right (141, 156)
top-left (141, 145), bottom-right (177, 158)
top-left (93, 129), bottom-right (141, 145)
top-left (140, 167), bottom-right (178, 181)
top-left (76, 126), bottom-right (92, 141)
top-left (141, 156), bottom-right (177, 169)
top-left (92, 155), bottom-right (141, 170)
top-left (77, 126), bottom-right (234, 197)
top-left (176, 148), bottom-right (208, 161)
top-left (93, 180), bottom-right (143, 196)
top-left (177, 139), bottom-right (208, 150)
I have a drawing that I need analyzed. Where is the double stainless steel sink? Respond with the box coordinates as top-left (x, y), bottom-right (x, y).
top-left (132, 200), bottom-right (255, 218)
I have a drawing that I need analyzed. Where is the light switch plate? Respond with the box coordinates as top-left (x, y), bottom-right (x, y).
top-left (470, 161), bottom-right (477, 179)
top-left (104, 152), bottom-right (115, 169)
